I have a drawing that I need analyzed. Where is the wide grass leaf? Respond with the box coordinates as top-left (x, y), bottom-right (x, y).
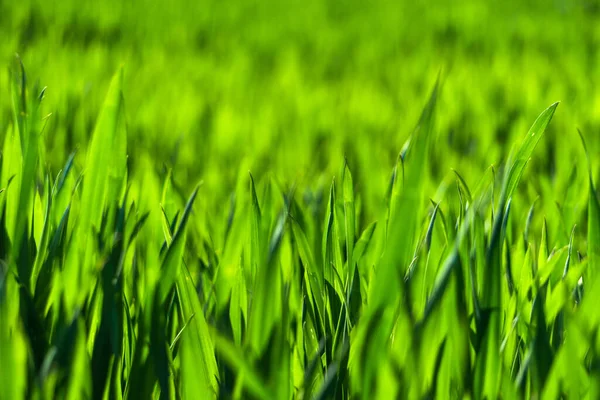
top-left (178, 267), bottom-right (219, 399)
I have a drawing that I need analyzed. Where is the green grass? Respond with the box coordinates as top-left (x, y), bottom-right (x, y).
top-left (2, 1), bottom-right (600, 398)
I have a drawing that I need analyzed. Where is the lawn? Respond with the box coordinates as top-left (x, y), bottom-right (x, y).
top-left (1, 0), bottom-right (600, 398)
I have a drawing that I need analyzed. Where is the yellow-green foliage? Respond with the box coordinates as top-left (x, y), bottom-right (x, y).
top-left (1, 1), bottom-right (600, 399)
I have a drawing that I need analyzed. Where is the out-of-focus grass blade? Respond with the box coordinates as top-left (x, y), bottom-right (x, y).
top-left (386, 153), bottom-right (404, 232)
top-left (213, 332), bottom-right (273, 399)
top-left (531, 289), bottom-right (553, 395)
top-left (65, 318), bottom-right (93, 399)
top-left (452, 169), bottom-right (472, 205)
top-left (0, 265), bottom-right (28, 399)
top-left (523, 198), bottom-right (539, 249)
top-left (578, 130), bottom-right (600, 276)
top-left (537, 218), bottom-right (549, 275)
top-left (351, 221), bottom-right (377, 269)
top-left (249, 172), bottom-right (262, 280)
top-left (230, 264), bottom-right (248, 346)
top-left (576, 130), bottom-right (600, 356)
top-left (1, 124), bottom-right (21, 243)
top-left (542, 316), bottom-right (588, 398)
top-left (562, 225), bottom-right (576, 278)
top-left (370, 78), bottom-right (438, 311)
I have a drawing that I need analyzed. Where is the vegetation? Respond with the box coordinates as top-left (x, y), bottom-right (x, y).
top-left (2, 0), bottom-right (600, 398)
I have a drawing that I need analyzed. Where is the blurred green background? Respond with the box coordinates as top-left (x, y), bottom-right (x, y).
top-left (1, 0), bottom-right (599, 221)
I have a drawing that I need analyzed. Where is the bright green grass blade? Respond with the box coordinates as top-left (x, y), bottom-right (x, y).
top-left (420, 209), bottom-right (472, 324)
top-left (350, 78), bottom-right (438, 397)
top-left (0, 268), bottom-right (28, 399)
top-left (575, 130), bottom-right (600, 361)
top-left (385, 153), bottom-right (404, 236)
top-left (578, 130), bottom-right (600, 276)
top-left (0, 124), bottom-right (21, 239)
top-left (63, 68), bottom-right (127, 311)
top-left (523, 198), bottom-right (539, 248)
top-left (158, 184), bottom-right (200, 304)
top-left (160, 170), bottom-right (175, 245)
top-left (213, 171), bottom-right (251, 313)
top-left (78, 68), bottom-right (126, 233)
top-left (342, 161), bottom-right (356, 292)
top-left (9, 61), bottom-right (43, 284)
top-left (562, 224), bottom-right (576, 279)
top-left (501, 102), bottom-right (559, 205)
top-left (230, 263), bottom-right (248, 346)
top-left (452, 169), bottom-right (473, 205)
top-left (291, 218), bottom-right (325, 331)
top-left (321, 179), bottom-right (346, 339)
top-left (351, 221), bottom-right (377, 269)
top-left (31, 175), bottom-right (52, 294)
top-left (178, 267), bottom-right (219, 399)
top-left (322, 179), bottom-right (344, 289)
top-left (475, 102), bottom-right (558, 399)
top-left (1, 128), bottom-right (18, 228)
top-left (249, 172), bottom-right (262, 281)
top-left (10, 57), bottom-right (26, 150)
top-left (247, 205), bottom-right (286, 355)
top-left (66, 318), bottom-right (93, 399)
top-left (537, 218), bottom-right (549, 276)
top-left (371, 78), bottom-right (438, 311)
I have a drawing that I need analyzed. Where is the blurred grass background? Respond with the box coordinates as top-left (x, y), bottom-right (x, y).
top-left (1, 0), bottom-right (599, 229)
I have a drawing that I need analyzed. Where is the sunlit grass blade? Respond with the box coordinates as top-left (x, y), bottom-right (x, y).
top-left (63, 68), bottom-right (127, 312)
top-left (178, 267), bottom-right (219, 399)
top-left (350, 78), bottom-right (438, 397)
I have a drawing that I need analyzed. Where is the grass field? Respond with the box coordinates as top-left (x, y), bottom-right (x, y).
top-left (2, 0), bottom-right (600, 398)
